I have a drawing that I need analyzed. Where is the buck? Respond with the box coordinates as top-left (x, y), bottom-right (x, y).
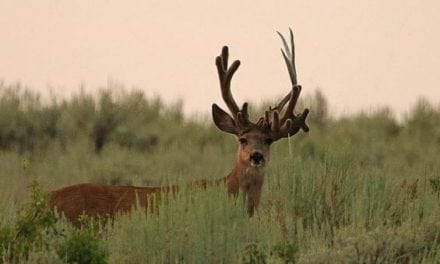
top-left (49, 29), bottom-right (309, 226)
top-left (212, 30), bottom-right (309, 215)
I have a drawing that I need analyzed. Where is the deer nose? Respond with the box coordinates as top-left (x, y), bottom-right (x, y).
top-left (250, 152), bottom-right (264, 163)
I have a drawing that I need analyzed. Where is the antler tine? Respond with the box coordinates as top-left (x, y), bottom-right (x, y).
top-left (280, 108), bottom-right (310, 136)
top-left (271, 110), bottom-right (280, 132)
top-left (280, 85), bottom-right (310, 134)
top-left (269, 87), bottom-right (309, 138)
top-left (274, 28), bottom-right (298, 111)
top-left (269, 107), bottom-right (309, 140)
top-left (275, 93), bottom-right (291, 112)
top-left (280, 85), bottom-right (301, 125)
top-left (216, 46), bottom-right (241, 118)
top-left (278, 28), bottom-right (297, 86)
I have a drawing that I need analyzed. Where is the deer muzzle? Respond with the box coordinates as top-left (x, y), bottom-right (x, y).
top-left (250, 151), bottom-right (265, 167)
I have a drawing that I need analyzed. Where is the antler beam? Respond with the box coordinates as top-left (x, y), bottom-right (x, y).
top-left (263, 29), bottom-right (310, 139)
top-left (215, 46), bottom-right (250, 128)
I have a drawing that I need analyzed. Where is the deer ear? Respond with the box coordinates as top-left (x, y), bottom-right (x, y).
top-left (212, 104), bottom-right (238, 135)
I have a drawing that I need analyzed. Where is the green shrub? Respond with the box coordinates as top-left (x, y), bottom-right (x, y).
top-left (270, 241), bottom-right (298, 263)
top-left (0, 225), bottom-right (13, 262)
top-left (57, 228), bottom-right (107, 264)
top-left (240, 241), bottom-right (298, 264)
top-left (241, 241), bottom-right (267, 264)
top-left (0, 181), bottom-right (59, 263)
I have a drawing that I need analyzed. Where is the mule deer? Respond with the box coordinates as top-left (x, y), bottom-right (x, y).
top-left (48, 29), bottom-right (309, 225)
top-left (212, 29), bottom-right (309, 215)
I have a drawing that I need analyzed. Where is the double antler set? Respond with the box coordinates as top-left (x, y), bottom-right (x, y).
top-left (213, 29), bottom-right (309, 141)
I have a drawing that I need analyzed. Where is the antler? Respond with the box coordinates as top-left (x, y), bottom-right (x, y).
top-left (215, 46), bottom-right (250, 128)
top-left (262, 29), bottom-right (310, 140)
top-left (212, 29), bottom-right (309, 139)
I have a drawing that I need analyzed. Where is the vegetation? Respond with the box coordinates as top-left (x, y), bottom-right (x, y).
top-left (0, 82), bottom-right (440, 263)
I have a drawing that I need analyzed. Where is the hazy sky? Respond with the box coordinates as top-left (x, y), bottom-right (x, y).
top-left (1, 1), bottom-right (440, 117)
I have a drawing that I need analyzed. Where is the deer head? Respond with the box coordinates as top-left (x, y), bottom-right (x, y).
top-left (212, 29), bottom-right (309, 169)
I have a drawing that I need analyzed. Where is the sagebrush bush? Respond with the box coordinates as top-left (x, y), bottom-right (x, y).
top-left (0, 83), bottom-right (440, 262)
top-left (57, 228), bottom-right (107, 264)
top-left (0, 181), bottom-right (59, 263)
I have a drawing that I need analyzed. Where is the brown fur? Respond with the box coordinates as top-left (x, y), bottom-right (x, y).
top-left (223, 129), bottom-right (271, 216)
top-left (225, 166), bottom-right (264, 216)
top-left (49, 183), bottom-right (177, 227)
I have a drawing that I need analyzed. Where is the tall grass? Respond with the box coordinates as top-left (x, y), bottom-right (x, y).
top-left (0, 82), bottom-right (440, 263)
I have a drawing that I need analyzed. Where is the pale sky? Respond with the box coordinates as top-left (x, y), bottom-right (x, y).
top-left (1, 1), bottom-right (440, 117)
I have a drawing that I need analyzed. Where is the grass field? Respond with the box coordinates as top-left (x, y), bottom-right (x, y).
top-left (0, 83), bottom-right (440, 263)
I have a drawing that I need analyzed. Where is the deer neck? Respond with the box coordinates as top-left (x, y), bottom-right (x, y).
top-left (225, 158), bottom-right (265, 196)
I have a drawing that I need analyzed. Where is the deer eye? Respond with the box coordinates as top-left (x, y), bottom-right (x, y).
top-left (264, 138), bottom-right (273, 145)
top-left (239, 138), bottom-right (248, 145)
